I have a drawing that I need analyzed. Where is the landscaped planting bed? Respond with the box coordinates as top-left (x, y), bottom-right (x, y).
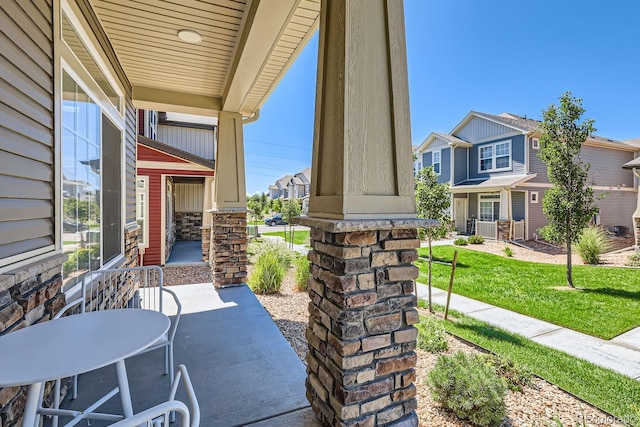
top-left (254, 267), bottom-right (631, 426)
top-left (416, 246), bottom-right (640, 339)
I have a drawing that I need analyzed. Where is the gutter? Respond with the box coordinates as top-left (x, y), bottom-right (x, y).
top-left (243, 109), bottom-right (260, 124)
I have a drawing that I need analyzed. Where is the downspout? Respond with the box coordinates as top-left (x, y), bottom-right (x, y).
top-left (243, 109), bottom-right (260, 124)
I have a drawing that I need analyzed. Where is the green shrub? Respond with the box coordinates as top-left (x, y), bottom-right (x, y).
top-left (577, 226), bottom-right (613, 264)
top-left (63, 245), bottom-right (100, 276)
top-left (293, 255), bottom-right (311, 291)
top-left (503, 246), bottom-right (513, 257)
top-left (626, 253), bottom-right (640, 267)
top-left (417, 228), bottom-right (427, 241)
top-left (478, 354), bottom-right (533, 392)
top-left (453, 237), bottom-right (468, 246)
top-left (249, 247), bottom-right (289, 294)
top-left (468, 235), bottom-right (484, 244)
top-left (249, 240), bottom-right (292, 267)
top-left (427, 351), bottom-right (507, 427)
top-left (416, 315), bottom-right (448, 353)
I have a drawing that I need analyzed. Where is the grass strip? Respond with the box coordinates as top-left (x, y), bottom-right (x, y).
top-left (262, 230), bottom-right (310, 246)
top-left (416, 246), bottom-right (640, 339)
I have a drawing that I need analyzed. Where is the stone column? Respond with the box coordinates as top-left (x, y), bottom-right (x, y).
top-left (210, 111), bottom-right (248, 287)
top-left (297, 218), bottom-right (430, 426)
top-left (634, 216), bottom-right (640, 250)
top-left (496, 220), bottom-right (511, 241)
top-left (304, 1), bottom-right (429, 424)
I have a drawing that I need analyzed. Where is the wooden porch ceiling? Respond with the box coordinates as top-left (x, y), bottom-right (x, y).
top-left (90, 0), bottom-right (319, 116)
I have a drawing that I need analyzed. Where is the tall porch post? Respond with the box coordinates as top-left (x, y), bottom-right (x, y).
top-left (296, 1), bottom-right (430, 425)
top-left (209, 111), bottom-right (248, 287)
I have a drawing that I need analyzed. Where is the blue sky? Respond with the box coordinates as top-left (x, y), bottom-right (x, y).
top-left (244, 0), bottom-right (640, 194)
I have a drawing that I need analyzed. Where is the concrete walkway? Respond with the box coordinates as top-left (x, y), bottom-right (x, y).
top-left (261, 234), bottom-right (310, 256)
top-left (165, 240), bottom-right (204, 264)
top-left (416, 282), bottom-right (640, 379)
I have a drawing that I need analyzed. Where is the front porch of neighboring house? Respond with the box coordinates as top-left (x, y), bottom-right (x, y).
top-left (452, 190), bottom-right (526, 241)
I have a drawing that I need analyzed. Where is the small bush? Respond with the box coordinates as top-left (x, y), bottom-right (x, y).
top-left (293, 255), bottom-right (311, 291)
top-left (63, 245), bottom-right (100, 276)
top-left (453, 237), bottom-right (468, 246)
top-left (427, 351), bottom-right (507, 427)
top-left (478, 354), bottom-right (533, 392)
top-left (468, 235), bottom-right (484, 244)
top-left (503, 246), bottom-right (513, 257)
top-left (577, 226), bottom-right (613, 264)
top-left (416, 315), bottom-right (449, 353)
top-left (249, 245), bottom-right (290, 294)
top-left (249, 240), bottom-right (292, 267)
top-left (626, 253), bottom-right (640, 267)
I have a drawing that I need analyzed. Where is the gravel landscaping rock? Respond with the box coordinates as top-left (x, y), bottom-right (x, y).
top-left (163, 264), bottom-right (212, 286)
top-left (255, 267), bottom-right (624, 426)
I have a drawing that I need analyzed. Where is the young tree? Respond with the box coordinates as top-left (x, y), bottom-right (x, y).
top-left (415, 166), bottom-right (451, 312)
top-left (247, 195), bottom-right (265, 227)
top-left (538, 91), bottom-right (599, 289)
top-left (281, 199), bottom-right (302, 249)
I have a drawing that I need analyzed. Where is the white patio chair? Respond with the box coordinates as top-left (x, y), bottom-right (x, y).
top-left (51, 266), bottom-right (182, 427)
top-left (109, 364), bottom-right (200, 427)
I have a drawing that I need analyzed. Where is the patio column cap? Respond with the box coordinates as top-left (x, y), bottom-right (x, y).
top-left (293, 216), bottom-right (437, 232)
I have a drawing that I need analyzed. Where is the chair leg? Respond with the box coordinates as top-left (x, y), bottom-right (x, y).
top-left (164, 345), bottom-right (169, 376)
top-left (52, 379), bottom-right (61, 427)
top-left (169, 344), bottom-right (175, 423)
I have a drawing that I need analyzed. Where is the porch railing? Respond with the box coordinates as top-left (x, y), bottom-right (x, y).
top-left (475, 220), bottom-right (498, 240)
top-left (511, 220), bottom-right (525, 241)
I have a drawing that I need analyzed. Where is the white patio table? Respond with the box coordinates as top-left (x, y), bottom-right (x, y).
top-left (0, 309), bottom-right (170, 427)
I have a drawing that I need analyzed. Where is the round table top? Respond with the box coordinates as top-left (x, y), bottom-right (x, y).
top-left (0, 309), bottom-right (170, 387)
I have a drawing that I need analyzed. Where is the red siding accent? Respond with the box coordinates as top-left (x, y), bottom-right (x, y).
top-left (138, 144), bottom-right (192, 163)
top-left (137, 167), bottom-right (214, 266)
top-left (138, 109), bottom-right (144, 135)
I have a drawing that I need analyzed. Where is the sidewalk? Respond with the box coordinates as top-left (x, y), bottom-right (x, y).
top-left (416, 282), bottom-right (640, 380)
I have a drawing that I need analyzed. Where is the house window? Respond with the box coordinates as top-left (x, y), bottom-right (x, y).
top-left (432, 151), bottom-right (441, 174)
top-left (479, 140), bottom-right (512, 173)
top-left (531, 138), bottom-right (540, 149)
top-left (60, 4), bottom-right (124, 293)
top-left (136, 178), bottom-right (148, 247)
top-left (479, 194), bottom-right (500, 221)
top-left (530, 191), bottom-right (539, 204)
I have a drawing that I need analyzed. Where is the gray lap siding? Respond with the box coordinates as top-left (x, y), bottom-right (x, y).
top-left (469, 134), bottom-right (525, 180)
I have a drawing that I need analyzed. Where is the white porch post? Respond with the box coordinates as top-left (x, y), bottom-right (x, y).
top-left (297, 1), bottom-right (428, 426)
top-left (210, 111), bottom-right (248, 287)
top-left (499, 189), bottom-right (510, 220)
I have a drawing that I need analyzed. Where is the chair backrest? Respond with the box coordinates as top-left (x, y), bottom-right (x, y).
top-left (109, 364), bottom-right (199, 427)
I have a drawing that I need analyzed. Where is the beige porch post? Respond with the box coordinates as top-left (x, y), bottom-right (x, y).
top-left (209, 111), bottom-right (248, 287)
top-left (296, 1), bottom-right (431, 425)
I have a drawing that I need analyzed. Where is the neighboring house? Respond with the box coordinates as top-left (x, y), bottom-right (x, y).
top-left (415, 112), bottom-right (640, 240)
top-left (269, 168), bottom-right (312, 201)
top-left (622, 154), bottom-right (640, 248)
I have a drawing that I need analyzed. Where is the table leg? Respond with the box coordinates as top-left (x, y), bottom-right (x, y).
top-left (23, 382), bottom-right (42, 427)
top-left (115, 359), bottom-right (134, 418)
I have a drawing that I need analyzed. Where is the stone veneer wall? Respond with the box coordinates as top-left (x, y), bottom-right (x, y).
top-left (304, 224), bottom-right (421, 427)
top-left (0, 227), bottom-right (139, 426)
top-left (210, 212), bottom-right (248, 287)
top-left (497, 220), bottom-right (511, 241)
top-left (634, 216), bottom-right (640, 250)
top-left (176, 212), bottom-right (203, 241)
top-left (0, 253), bottom-right (67, 426)
top-left (201, 227), bottom-right (211, 262)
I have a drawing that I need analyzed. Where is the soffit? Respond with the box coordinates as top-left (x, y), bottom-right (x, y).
top-left (90, 0), bottom-right (319, 116)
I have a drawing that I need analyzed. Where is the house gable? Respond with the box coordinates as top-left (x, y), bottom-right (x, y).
top-left (453, 114), bottom-right (524, 142)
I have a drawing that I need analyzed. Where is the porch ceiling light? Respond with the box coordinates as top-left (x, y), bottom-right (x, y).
top-left (178, 29), bottom-right (202, 44)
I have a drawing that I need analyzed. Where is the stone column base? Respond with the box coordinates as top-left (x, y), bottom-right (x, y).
top-left (634, 216), bottom-right (640, 250)
top-left (210, 211), bottom-right (248, 287)
top-left (497, 220), bottom-right (511, 241)
top-left (201, 227), bottom-right (211, 263)
top-left (296, 217), bottom-right (434, 427)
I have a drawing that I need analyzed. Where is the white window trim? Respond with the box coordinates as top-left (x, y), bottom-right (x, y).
top-left (531, 138), bottom-right (540, 150)
top-left (432, 150), bottom-right (441, 175)
top-left (136, 176), bottom-right (149, 248)
top-left (478, 193), bottom-right (501, 222)
top-left (530, 191), bottom-right (539, 204)
top-left (478, 139), bottom-right (512, 174)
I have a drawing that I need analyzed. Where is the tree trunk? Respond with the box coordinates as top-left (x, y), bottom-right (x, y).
top-left (566, 238), bottom-right (574, 288)
top-left (428, 235), bottom-right (433, 313)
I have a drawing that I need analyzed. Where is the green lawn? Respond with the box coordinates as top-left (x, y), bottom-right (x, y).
top-left (262, 230), bottom-right (310, 246)
top-left (416, 246), bottom-right (640, 339)
top-left (426, 308), bottom-right (640, 424)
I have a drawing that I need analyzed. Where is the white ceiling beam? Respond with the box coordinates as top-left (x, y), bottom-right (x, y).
top-left (222, 0), bottom-right (299, 113)
top-left (133, 86), bottom-right (222, 116)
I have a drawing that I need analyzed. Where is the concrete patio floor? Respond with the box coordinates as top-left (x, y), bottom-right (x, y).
top-left (56, 283), bottom-right (322, 426)
top-left (166, 241), bottom-right (204, 264)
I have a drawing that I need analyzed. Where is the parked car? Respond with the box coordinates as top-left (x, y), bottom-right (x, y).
top-left (264, 214), bottom-right (287, 226)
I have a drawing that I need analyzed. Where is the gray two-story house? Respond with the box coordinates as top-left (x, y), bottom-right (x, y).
top-left (416, 112), bottom-right (639, 241)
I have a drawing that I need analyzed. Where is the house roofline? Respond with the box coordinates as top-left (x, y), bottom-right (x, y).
top-left (137, 135), bottom-right (215, 170)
